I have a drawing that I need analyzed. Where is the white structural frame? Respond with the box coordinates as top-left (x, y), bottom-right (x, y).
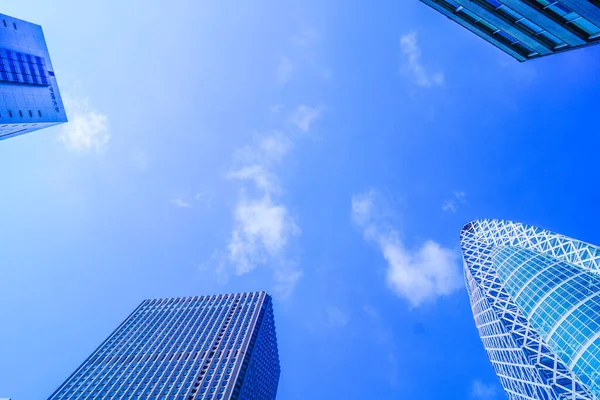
top-left (462, 219), bottom-right (600, 400)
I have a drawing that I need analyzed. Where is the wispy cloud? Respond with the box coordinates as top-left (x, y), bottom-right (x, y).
top-left (442, 191), bottom-right (467, 213)
top-left (232, 133), bottom-right (293, 169)
top-left (228, 165), bottom-right (280, 195)
top-left (229, 133), bottom-right (292, 195)
top-left (276, 56), bottom-right (294, 85)
top-left (226, 129), bottom-right (306, 297)
top-left (327, 306), bottom-right (350, 328)
top-left (290, 105), bottom-right (323, 132)
top-left (59, 93), bottom-right (110, 153)
top-left (228, 194), bottom-right (300, 275)
top-left (194, 192), bottom-right (213, 208)
top-left (171, 198), bottom-right (192, 208)
top-left (291, 28), bottom-right (319, 47)
top-left (400, 32), bottom-right (444, 88)
top-left (171, 192), bottom-right (213, 209)
top-left (276, 28), bottom-right (329, 85)
top-left (270, 104), bottom-right (284, 114)
top-left (352, 190), bottom-right (462, 307)
top-left (273, 265), bottom-right (303, 299)
top-left (470, 380), bottom-right (498, 399)
top-left (219, 28), bottom-right (327, 297)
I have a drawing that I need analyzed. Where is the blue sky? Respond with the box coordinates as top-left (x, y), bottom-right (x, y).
top-left (2, 1), bottom-right (600, 399)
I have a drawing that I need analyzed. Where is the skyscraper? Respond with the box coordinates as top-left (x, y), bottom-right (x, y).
top-left (462, 219), bottom-right (600, 399)
top-left (48, 292), bottom-right (280, 400)
top-left (0, 13), bottom-right (67, 141)
top-left (420, 0), bottom-right (600, 61)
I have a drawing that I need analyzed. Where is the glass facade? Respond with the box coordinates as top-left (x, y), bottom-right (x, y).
top-left (420, 0), bottom-right (600, 61)
top-left (462, 220), bottom-right (600, 399)
top-left (48, 292), bottom-right (280, 400)
top-left (0, 13), bottom-right (67, 141)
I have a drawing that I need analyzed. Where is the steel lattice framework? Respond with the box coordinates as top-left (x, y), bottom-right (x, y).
top-left (461, 219), bottom-right (600, 400)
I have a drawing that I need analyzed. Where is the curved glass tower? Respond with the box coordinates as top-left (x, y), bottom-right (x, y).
top-left (462, 220), bottom-right (600, 399)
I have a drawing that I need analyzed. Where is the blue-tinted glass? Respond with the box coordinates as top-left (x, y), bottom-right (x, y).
top-left (422, 0), bottom-right (600, 61)
top-left (462, 220), bottom-right (600, 399)
top-left (48, 292), bottom-right (281, 400)
top-left (571, 17), bottom-right (600, 37)
top-left (483, 0), bottom-right (502, 8)
top-left (498, 5), bottom-right (523, 22)
top-left (0, 13), bottom-right (67, 140)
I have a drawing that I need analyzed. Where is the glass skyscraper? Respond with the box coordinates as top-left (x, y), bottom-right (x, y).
top-left (420, 0), bottom-right (600, 61)
top-left (462, 219), bottom-right (600, 399)
top-left (0, 13), bottom-right (66, 141)
top-left (48, 292), bottom-right (280, 400)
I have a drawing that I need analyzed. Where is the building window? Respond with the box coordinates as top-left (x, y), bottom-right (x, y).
top-left (439, 0), bottom-right (537, 58)
top-left (8, 110), bottom-right (12, 118)
top-left (38, 110), bottom-right (42, 117)
top-left (19, 110), bottom-right (22, 117)
top-left (477, 0), bottom-right (568, 49)
top-left (29, 110), bottom-right (32, 117)
top-left (13, 22), bottom-right (16, 30)
top-left (531, 0), bottom-right (600, 40)
top-left (2, 20), bottom-right (5, 28)
top-left (0, 49), bottom-right (50, 86)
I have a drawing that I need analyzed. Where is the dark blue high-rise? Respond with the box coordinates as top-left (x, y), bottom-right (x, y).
top-left (48, 292), bottom-right (280, 400)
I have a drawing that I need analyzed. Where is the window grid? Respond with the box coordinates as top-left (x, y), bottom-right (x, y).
top-left (0, 48), bottom-right (50, 86)
top-left (48, 292), bottom-right (280, 400)
top-left (531, 0), bottom-right (600, 39)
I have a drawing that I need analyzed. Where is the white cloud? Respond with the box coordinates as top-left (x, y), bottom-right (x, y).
top-left (327, 306), bottom-right (350, 328)
top-left (442, 191), bottom-right (467, 213)
top-left (228, 195), bottom-right (300, 275)
top-left (282, 28), bottom-right (330, 84)
top-left (171, 198), bottom-right (192, 208)
top-left (229, 134), bottom-right (292, 195)
top-left (171, 192), bottom-right (213, 210)
top-left (258, 134), bottom-right (293, 163)
top-left (59, 94), bottom-right (110, 153)
top-left (291, 28), bottom-right (319, 47)
top-left (229, 165), bottom-right (280, 195)
top-left (290, 105), bottom-right (323, 132)
top-left (217, 26), bottom-right (327, 297)
top-left (400, 32), bottom-right (444, 88)
top-left (276, 56), bottom-right (293, 85)
top-left (194, 192), bottom-right (213, 208)
top-left (273, 265), bottom-right (303, 299)
top-left (442, 199), bottom-right (458, 213)
top-left (470, 380), bottom-right (498, 399)
top-left (233, 133), bottom-right (293, 168)
top-left (270, 104), bottom-right (284, 114)
top-left (363, 304), bottom-right (379, 320)
top-left (352, 189), bottom-right (462, 307)
top-left (381, 236), bottom-right (462, 307)
top-left (225, 129), bottom-right (307, 297)
top-left (351, 189), bottom-right (377, 226)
